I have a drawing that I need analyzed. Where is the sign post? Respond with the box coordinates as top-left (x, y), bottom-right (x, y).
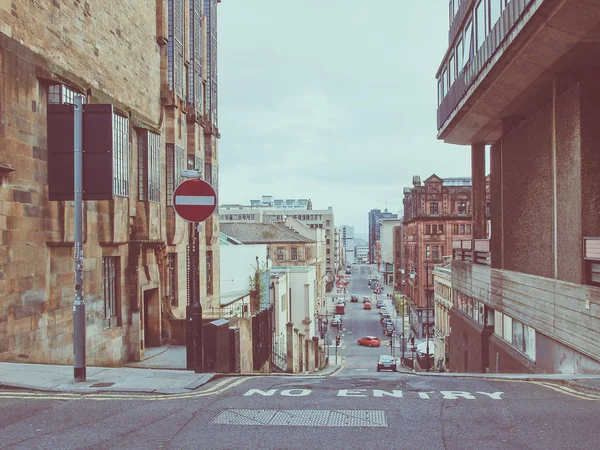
top-left (173, 178), bottom-right (217, 374)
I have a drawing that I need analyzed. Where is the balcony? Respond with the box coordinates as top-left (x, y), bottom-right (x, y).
top-left (437, 0), bottom-right (600, 145)
top-left (452, 239), bottom-right (490, 265)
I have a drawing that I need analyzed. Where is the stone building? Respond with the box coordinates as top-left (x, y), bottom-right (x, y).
top-left (437, 0), bottom-right (600, 373)
top-left (0, 0), bottom-right (222, 366)
top-left (402, 174), bottom-right (474, 339)
top-left (433, 260), bottom-right (452, 372)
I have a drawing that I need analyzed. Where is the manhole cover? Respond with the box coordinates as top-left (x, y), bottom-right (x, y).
top-left (90, 382), bottom-right (115, 388)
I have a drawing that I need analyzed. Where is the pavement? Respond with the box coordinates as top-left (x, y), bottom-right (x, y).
top-left (0, 345), bottom-right (344, 395)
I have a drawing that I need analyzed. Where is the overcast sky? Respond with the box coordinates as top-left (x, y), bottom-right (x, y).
top-left (217, 1), bottom-right (470, 234)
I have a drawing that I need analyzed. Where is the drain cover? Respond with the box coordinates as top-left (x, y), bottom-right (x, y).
top-left (211, 409), bottom-right (387, 427)
top-left (89, 382), bottom-right (115, 388)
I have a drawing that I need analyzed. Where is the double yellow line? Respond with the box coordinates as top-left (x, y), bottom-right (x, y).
top-left (0, 376), bottom-right (251, 402)
top-left (531, 381), bottom-right (600, 401)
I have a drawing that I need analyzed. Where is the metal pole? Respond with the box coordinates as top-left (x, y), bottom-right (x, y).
top-left (73, 95), bottom-right (86, 382)
top-left (192, 222), bottom-right (203, 373)
top-left (401, 298), bottom-right (405, 362)
top-left (426, 264), bottom-right (430, 372)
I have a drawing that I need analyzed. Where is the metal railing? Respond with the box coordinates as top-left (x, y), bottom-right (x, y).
top-left (453, 239), bottom-right (490, 265)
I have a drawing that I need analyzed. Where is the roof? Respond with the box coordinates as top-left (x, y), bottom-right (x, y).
top-left (220, 223), bottom-right (313, 244)
top-left (219, 232), bottom-right (243, 245)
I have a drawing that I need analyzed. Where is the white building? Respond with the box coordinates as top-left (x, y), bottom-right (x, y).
top-left (217, 234), bottom-right (268, 318)
top-left (355, 245), bottom-right (369, 262)
top-left (249, 195), bottom-right (312, 210)
top-left (380, 219), bottom-right (403, 284)
top-left (272, 266), bottom-right (318, 339)
top-left (433, 260), bottom-right (452, 372)
top-left (339, 225), bottom-right (355, 265)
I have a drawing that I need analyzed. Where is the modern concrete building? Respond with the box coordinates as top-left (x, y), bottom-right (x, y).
top-left (339, 225), bottom-right (355, 265)
top-left (355, 245), bottom-right (369, 263)
top-left (393, 225), bottom-right (405, 291)
top-left (437, 0), bottom-right (600, 373)
top-left (402, 174), bottom-right (475, 339)
top-left (220, 203), bottom-right (337, 291)
top-left (0, 0), bottom-right (222, 366)
top-left (248, 196), bottom-right (312, 210)
top-left (368, 209), bottom-right (398, 264)
top-left (380, 219), bottom-right (403, 285)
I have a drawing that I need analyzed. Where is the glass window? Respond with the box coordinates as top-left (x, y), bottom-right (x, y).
top-left (460, 224), bottom-right (465, 234)
top-left (489, 0), bottom-right (502, 30)
top-left (476, 0), bottom-right (486, 50)
top-left (102, 256), bottom-right (120, 327)
top-left (138, 131), bottom-right (161, 203)
top-left (439, 225), bottom-right (444, 234)
top-left (494, 311), bottom-right (503, 337)
top-left (206, 250), bottom-right (213, 295)
top-left (503, 315), bottom-right (513, 344)
top-left (426, 225), bottom-right (431, 234)
top-left (291, 247), bottom-right (298, 261)
top-left (113, 114), bottom-right (130, 198)
top-left (277, 248), bottom-right (285, 261)
top-left (442, 69), bottom-right (448, 96)
top-left (432, 225), bottom-right (438, 234)
top-left (166, 145), bottom-right (185, 206)
top-left (432, 246), bottom-right (439, 260)
top-left (48, 84), bottom-right (86, 105)
top-left (512, 320), bottom-right (524, 351)
top-left (467, 224), bottom-right (472, 233)
top-left (449, 53), bottom-right (456, 87)
top-left (464, 20), bottom-right (474, 65)
top-left (456, 38), bottom-right (464, 72)
top-left (430, 202), bottom-right (439, 215)
top-left (524, 325), bottom-right (536, 360)
top-left (458, 201), bottom-right (467, 214)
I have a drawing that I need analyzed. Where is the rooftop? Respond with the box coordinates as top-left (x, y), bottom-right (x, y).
top-left (220, 223), bottom-right (313, 244)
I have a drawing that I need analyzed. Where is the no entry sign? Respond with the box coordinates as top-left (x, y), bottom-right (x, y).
top-left (172, 179), bottom-right (217, 223)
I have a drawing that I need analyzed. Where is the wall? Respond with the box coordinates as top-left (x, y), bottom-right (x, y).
top-left (230, 316), bottom-right (253, 373)
top-left (283, 267), bottom-right (317, 338)
top-left (219, 244), bottom-right (267, 295)
top-left (448, 309), bottom-right (492, 373)
top-left (0, 0), bottom-right (161, 123)
top-left (453, 260), bottom-right (600, 372)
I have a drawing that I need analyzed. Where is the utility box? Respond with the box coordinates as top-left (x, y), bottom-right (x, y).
top-left (229, 326), bottom-right (241, 373)
top-left (203, 319), bottom-right (230, 373)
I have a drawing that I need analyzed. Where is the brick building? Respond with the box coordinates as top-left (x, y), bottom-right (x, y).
top-left (0, 0), bottom-right (222, 366)
top-left (402, 174), bottom-right (478, 339)
top-left (437, 0), bottom-right (600, 373)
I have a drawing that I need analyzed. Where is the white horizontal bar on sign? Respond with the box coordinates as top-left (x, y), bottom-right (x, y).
top-left (175, 195), bottom-right (215, 206)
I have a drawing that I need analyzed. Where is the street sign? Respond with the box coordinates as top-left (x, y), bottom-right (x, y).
top-left (172, 179), bottom-right (217, 223)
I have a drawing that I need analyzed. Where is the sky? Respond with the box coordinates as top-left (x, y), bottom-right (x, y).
top-left (217, 1), bottom-right (471, 234)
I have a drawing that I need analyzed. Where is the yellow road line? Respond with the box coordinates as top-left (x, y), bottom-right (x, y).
top-left (532, 381), bottom-right (600, 401)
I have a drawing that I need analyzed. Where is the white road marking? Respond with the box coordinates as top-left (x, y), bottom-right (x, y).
top-left (174, 195), bottom-right (215, 205)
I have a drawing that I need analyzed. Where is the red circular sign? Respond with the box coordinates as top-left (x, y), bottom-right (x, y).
top-left (172, 179), bottom-right (217, 222)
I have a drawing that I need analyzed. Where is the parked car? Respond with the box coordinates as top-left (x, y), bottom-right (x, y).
top-left (384, 325), bottom-right (395, 336)
top-left (357, 336), bottom-right (381, 347)
top-left (380, 313), bottom-right (391, 324)
top-left (331, 317), bottom-right (342, 328)
top-left (377, 354), bottom-right (398, 372)
top-left (379, 307), bottom-right (389, 316)
top-left (350, 294), bottom-right (359, 302)
top-left (376, 300), bottom-right (385, 309)
top-left (363, 301), bottom-right (372, 310)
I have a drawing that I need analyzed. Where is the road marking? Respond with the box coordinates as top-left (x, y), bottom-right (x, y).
top-left (0, 376), bottom-right (250, 402)
top-left (532, 381), bottom-right (600, 401)
top-left (211, 409), bottom-right (388, 427)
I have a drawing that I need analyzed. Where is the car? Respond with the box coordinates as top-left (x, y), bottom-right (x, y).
top-left (350, 294), bottom-right (359, 303)
top-left (384, 325), bottom-right (395, 336)
top-left (380, 313), bottom-right (391, 324)
top-left (363, 301), bottom-right (372, 310)
top-left (331, 317), bottom-right (342, 327)
top-left (379, 307), bottom-right (389, 316)
top-left (362, 296), bottom-right (371, 303)
top-left (357, 336), bottom-right (381, 347)
top-left (376, 300), bottom-right (385, 308)
top-left (377, 354), bottom-right (397, 372)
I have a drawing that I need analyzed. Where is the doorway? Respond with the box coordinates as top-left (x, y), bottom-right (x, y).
top-left (142, 288), bottom-right (161, 350)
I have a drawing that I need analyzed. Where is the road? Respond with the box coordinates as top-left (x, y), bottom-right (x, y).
top-left (1, 265), bottom-right (599, 449)
top-left (1, 373), bottom-right (598, 449)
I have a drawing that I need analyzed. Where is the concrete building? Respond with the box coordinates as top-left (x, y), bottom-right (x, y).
top-left (355, 245), bottom-right (369, 263)
top-left (368, 209), bottom-right (398, 264)
top-left (402, 174), bottom-right (474, 339)
top-left (248, 196), bottom-right (312, 210)
top-left (380, 219), bottom-right (403, 285)
top-left (339, 225), bottom-right (355, 265)
top-left (433, 260), bottom-right (452, 372)
top-left (437, 0), bottom-right (600, 373)
top-left (0, 0), bottom-right (222, 366)
top-left (220, 203), bottom-right (337, 291)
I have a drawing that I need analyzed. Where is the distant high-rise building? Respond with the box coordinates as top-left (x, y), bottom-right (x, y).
top-left (339, 225), bottom-right (355, 265)
top-left (368, 209), bottom-right (398, 264)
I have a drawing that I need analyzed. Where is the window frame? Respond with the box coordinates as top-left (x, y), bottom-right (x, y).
top-left (112, 113), bottom-right (130, 198)
top-left (102, 256), bottom-right (120, 328)
top-left (138, 130), bottom-right (161, 203)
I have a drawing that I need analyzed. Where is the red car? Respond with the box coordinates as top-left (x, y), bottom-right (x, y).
top-left (357, 336), bottom-right (381, 347)
top-left (363, 301), bottom-right (372, 310)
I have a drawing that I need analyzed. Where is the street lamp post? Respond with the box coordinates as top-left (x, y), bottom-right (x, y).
top-left (425, 263), bottom-right (430, 372)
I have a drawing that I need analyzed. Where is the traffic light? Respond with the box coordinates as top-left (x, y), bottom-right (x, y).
top-left (336, 335), bottom-right (341, 346)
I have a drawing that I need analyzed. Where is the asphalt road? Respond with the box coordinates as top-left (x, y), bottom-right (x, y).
top-left (1, 373), bottom-right (598, 449)
top-left (1, 265), bottom-right (598, 449)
